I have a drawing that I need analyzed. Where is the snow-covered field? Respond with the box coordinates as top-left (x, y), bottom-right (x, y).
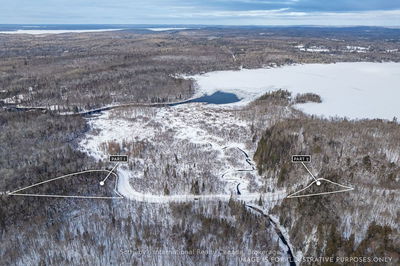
top-left (295, 44), bottom-right (330, 52)
top-left (188, 62), bottom-right (400, 120)
top-left (79, 102), bottom-right (289, 205)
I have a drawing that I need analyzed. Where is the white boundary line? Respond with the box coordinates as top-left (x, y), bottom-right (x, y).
top-left (8, 170), bottom-right (116, 194)
top-left (301, 162), bottom-right (318, 182)
top-left (8, 193), bottom-right (123, 199)
top-left (286, 178), bottom-right (354, 199)
top-left (7, 169), bottom-right (124, 199)
top-left (101, 163), bottom-right (119, 184)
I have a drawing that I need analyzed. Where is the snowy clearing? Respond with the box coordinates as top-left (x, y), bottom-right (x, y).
top-left (79, 101), bottom-right (290, 205)
top-left (188, 62), bottom-right (400, 120)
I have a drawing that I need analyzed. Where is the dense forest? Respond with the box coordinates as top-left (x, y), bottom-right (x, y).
top-left (254, 115), bottom-right (400, 264)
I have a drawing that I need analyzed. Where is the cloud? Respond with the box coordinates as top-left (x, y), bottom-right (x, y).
top-left (292, 0), bottom-right (400, 12)
top-left (211, 0), bottom-right (400, 12)
top-left (1, 0), bottom-right (399, 25)
top-left (165, 8), bottom-right (400, 26)
top-left (166, 8), bottom-right (291, 18)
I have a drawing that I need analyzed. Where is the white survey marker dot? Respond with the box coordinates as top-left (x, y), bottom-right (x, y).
top-left (99, 181), bottom-right (105, 186)
top-left (316, 181), bottom-right (321, 186)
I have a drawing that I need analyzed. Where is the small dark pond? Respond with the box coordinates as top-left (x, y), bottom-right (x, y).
top-left (170, 91), bottom-right (241, 106)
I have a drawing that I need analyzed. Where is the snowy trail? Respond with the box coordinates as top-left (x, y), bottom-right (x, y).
top-left (112, 142), bottom-right (283, 203)
top-left (117, 167), bottom-right (286, 203)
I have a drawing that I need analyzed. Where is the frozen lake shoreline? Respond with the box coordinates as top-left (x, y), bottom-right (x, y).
top-left (188, 62), bottom-right (400, 120)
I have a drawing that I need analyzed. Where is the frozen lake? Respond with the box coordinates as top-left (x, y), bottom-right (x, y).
top-left (189, 62), bottom-right (400, 120)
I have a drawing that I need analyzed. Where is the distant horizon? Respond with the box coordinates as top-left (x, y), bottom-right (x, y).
top-left (0, 24), bottom-right (399, 28)
top-left (2, 1), bottom-right (400, 26)
top-left (3, 24), bottom-right (398, 35)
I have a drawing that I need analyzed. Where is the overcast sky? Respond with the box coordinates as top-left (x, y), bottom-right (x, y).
top-left (1, 0), bottom-right (400, 26)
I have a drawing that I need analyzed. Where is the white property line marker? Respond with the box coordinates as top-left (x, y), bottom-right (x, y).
top-left (8, 193), bottom-right (123, 199)
top-left (100, 163), bottom-right (120, 186)
top-left (7, 169), bottom-right (123, 199)
top-left (286, 162), bottom-right (354, 199)
top-left (301, 162), bottom-right (318, 183)
top-left (286, 178), bottom-right (354, 198)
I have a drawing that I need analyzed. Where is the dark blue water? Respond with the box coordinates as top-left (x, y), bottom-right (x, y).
top-left (171, 91), bottom-right (241, 106)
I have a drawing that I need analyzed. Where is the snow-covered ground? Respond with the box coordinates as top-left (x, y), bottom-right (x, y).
top-left (118, 167), bottom-right (285, 203)
top-left (79, 102), bottom-right (289, 205)
top-left (0, 29), bottom-right (123, 35)
top-left (2, 94), bottom-right (25, 104)
top-left (345, 46), bottom-right (369, 53)
top-left (295, 45), bottom-right (330, 52)
top-left (77, 101), bottom-right (290, 259)
top-left (188, 62), bottom-right (400, 120)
